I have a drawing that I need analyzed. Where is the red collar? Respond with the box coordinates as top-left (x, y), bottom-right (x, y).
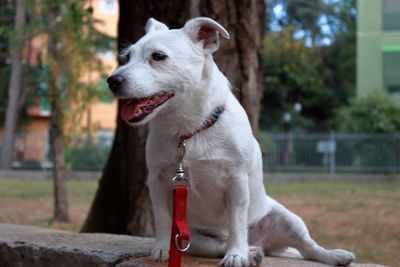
top-left (178, 105), bottom-right (225, 141)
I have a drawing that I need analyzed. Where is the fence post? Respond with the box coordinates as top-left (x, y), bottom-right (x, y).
top-left (329, 131), bottom-right (336, 178)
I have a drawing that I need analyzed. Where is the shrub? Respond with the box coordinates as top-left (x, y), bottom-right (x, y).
top-left (336, 95), bottom-right (400, 133)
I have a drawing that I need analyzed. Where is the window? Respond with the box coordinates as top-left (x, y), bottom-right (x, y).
top-left (383, 0), bottom-right (400, 31)
top-left (383, 52), bottom-right (400, 93)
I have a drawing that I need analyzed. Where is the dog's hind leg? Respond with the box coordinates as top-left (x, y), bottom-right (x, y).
top-left (249, 199), bottom-right (355, 266)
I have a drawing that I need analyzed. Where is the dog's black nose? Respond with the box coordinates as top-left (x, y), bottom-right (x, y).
top-left (107, 75), bottom-right (125, 93)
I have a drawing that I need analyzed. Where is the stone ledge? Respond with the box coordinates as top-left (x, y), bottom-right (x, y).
top-left (0, 224), bottom-right (387, 267)
top-left (0, 224), bottom-right (153, 267)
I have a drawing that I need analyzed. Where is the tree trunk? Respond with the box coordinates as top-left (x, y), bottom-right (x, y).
top-left (49, 100), bottom-right (70, 222)
top-left (48, 4), bottom-right (69, 222)
top-left (0, 0), bottom-right (25, 169)
top-left (194, 0), bottom-right (266, 134)
top-left (82, 0), bottom-right (265, 234)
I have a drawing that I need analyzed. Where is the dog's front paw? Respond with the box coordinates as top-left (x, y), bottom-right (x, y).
top-left (220, 251), bottom-right (250, 267)
top-left (329, 249), bottom-right (356, 266)
top-left (151, 246), bottom-right (169, 261)
top-left (324, 249), bottom-right (356, 266)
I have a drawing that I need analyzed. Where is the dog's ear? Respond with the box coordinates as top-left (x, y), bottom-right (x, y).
top-left (182, 17), bottom-right (230, 54)
top-left (145, 18), bottom-right (169, 34)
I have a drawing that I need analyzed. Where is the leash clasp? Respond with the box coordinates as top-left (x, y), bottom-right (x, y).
top-left (172, 140), bottom-right (189, 186)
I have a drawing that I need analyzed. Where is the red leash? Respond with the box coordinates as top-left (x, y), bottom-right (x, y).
top-left (168, 184), bottom-right (190, 267)
top-left (168, 141), bottom-right (190, 267)
top-left (167, 105), bottom-right (225, 267)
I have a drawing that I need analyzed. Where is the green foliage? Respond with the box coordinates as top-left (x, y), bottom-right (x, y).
top-left (0, 1), bottom-right (15, 45)
top-left (261, 28), bottom-right (333, 131)
top-left (0, 66), bottom-right (10, 124)
top-left (336, 95), bottom-right (400, 133)
top-left (321, 0), bottom-right (356, 111)
top-left (38, 1), bottom-right (110, 117)
top-left (324, 0), bottom-right (356, 35)
top-left (335, 94), bottom-right (400, 170)
top-left (1, 0), bottom-right (114, 133)
top-left (285, 0), bottom-right (324, 44)
top-left (262, 0), bottom-right (356, 132)
top-left (266, 0), bottom-right (325, 44)
top-left (0, 1), bottom-right (14, 123)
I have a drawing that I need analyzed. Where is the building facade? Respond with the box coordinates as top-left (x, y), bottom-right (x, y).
top-left (357, 0), bottom-right (400, 99)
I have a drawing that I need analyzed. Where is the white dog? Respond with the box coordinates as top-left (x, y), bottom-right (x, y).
top-left (107, 17), bottom-right (356, 267)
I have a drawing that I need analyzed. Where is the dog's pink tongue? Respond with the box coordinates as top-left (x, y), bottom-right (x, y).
top-left (121, 101), bottom-right (138, 121)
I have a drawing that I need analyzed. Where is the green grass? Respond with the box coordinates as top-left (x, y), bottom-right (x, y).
top-left (0, 179), bottom-right (398, 266)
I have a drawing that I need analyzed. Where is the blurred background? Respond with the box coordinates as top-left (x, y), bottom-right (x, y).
top-left (0, 0), bottom-right (399, 266)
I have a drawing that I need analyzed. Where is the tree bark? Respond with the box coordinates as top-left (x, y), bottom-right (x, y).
top-left (194, 0), bottom-right (266, 133)
top-left (48, 4), bottom-right (69, 222)
top-left (49, 99), bottom-right (70, 222)
top-left (82, 0), bottom-right (265, 234)
top-left (0, 0), bottom-right (25, 169)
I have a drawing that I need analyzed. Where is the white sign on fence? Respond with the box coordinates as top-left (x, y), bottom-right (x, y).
top-left (317, 140), bottom-right (336, 154)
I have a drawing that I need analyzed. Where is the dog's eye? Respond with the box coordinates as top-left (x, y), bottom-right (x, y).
top-left (151, 51), bottom-right (168, 61)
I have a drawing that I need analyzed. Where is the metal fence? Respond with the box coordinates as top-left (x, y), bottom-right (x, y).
top-left (259, 133), bottom-right (400, 173)
top-left (4, 132), bottom-right (400, 173)
top-left (6, 134), bottom-right (113, 171)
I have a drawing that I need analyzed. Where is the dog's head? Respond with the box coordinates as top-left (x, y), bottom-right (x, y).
top-left (107, 17), bottom-right (229, 126)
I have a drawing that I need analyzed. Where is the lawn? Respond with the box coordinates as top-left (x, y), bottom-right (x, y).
top-left (266, 181), bottom-right (400, 267)
top-left (0, 178), bottom-right (398, 266)
top-left (0, 179), bottom-right (97, 232)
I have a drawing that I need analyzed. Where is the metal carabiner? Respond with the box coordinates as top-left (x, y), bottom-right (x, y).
top-left (174, 234), bottom-right (191, 252)
top-left (172, 140), bottom-right (188, 185)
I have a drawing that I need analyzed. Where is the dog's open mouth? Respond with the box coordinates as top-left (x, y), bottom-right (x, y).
top-left (121, 92), bottom-right (174, 123)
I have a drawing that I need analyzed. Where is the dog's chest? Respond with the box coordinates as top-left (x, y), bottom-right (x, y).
top-left (155, 145), bottom-right (235, 222)
top-left (147, 132), bottom-right (244, 226)
top-left (184, 159), bottom-right (231, 226)
top-left (186, 158), bottom-right (230, 190)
